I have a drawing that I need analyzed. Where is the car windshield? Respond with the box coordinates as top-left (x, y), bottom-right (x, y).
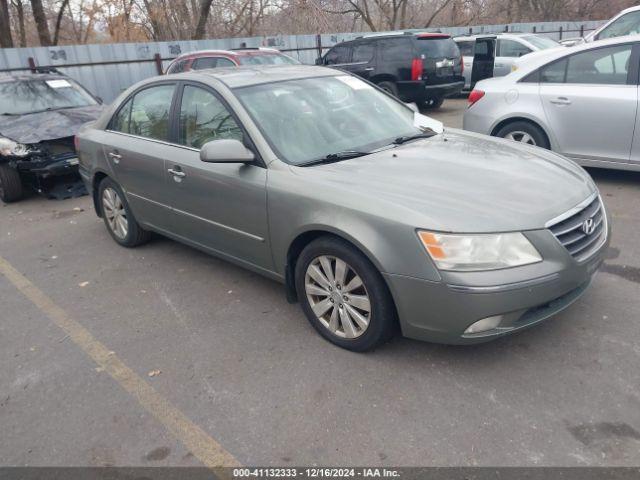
top-left (522, 35), bottom-right (559, 50)
top-left (416, 37), bottom-right (460, 58)
top-left (0, 78), bottom-right (97, 115)
top-left (234, 75), bottom-right (437, 165)
top-left (237, 53), bottom-right (299, 66)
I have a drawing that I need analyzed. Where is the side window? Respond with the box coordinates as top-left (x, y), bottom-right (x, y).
top-left (380, 38), bottom-right (412, 61)
top-left (540, 58), bottom-right (567, 83)
top-left (167, 59), bottom-right (187, 74)
top-left (565, 44), bottom-right (632, 85)
top-left (127, 85), bottom-right (175, 141)
top-left (192, 57), bottom-right (218, 70)
top-left (216, 57), bottom-right (236, 68)
top-left (499, 39), bottom-right (532, 57)
top-left (597, 11), bottom-right (640, 40)
top-left (178, 85), bottom-right (243, 149)
top-left (352, 42), bottom-right (375, 63)
top-left (456, 41), bottom-right (475, 57)
top-left (325, 45), bottom-right (351, 65)
top-left (110, 98), bottom-right (133, 133)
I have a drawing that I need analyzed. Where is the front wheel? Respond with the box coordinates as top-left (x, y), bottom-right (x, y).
top-left (495, 121), bottom-right (550, 149)
top-left (295, 236), bottom-right (397, 351)
top-left (98, 177), bottom-right (151, 247)
top-left (421, 96), bottom-right (444, 109)
top-left (0, 165), bottom-right (24, 203)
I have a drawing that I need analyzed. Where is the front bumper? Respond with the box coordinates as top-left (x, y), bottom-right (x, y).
top-left (383, 225), bottom-right (610, 345)
top-left (15, 154), bottom-right (80, 178)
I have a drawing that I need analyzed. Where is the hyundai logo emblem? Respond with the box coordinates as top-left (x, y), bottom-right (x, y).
top-left (582, 218), bottom-right (596, 235)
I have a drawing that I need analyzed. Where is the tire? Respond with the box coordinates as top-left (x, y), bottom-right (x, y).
top-left (422, 96), bottom-right (444, 109)
top-left (495, 121), bottom-right (550, 149)
top-left (0, 164), bottom-right (24, 203)
top-left (98, 177), bottom-right (151, 248)
top-left (295, 236), bottom-right (397, 352)
top-left (377, 81), bottom-right (399, 98)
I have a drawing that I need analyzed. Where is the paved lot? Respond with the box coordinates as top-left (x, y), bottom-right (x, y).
top-left (1, 98), bottom-right (640, 468)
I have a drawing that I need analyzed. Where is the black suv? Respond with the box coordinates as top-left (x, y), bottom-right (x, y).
top-left (316, 32), bottom-right (464, 108)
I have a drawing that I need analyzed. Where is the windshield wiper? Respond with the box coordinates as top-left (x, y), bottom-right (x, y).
top-left (299, 150), bottom-right (371, 167)
top-left (392, 129), bottom-right (438, 145)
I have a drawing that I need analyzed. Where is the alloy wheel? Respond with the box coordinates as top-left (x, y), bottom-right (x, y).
top-left (102, 187), bottom-right (128, 239)
top-left (504, 131), bottom-right (537, 145)
top-left (304, 255), bottom-right (371, 339)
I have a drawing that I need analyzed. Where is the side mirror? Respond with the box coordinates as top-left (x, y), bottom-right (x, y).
top-left (405, 102), bottom-right (419, 113)
top-left (315, 57), bottom-right (323, 66)
top-left (200, 139), bottom-right (255, 163)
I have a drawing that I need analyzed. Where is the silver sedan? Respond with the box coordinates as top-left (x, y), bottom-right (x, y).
top-left (463, 35), bottom-right (640, 172)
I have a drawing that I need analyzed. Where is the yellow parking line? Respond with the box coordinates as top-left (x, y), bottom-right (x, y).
top-left (0, 255), bottom-right (239, 469)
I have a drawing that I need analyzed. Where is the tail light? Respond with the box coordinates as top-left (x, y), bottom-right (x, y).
top-left (74, 135), bottom-right (80, 152)
top-left (468, 89), bottom-right (485, 107)
top-left (411, 58), bottom-right (424, 81)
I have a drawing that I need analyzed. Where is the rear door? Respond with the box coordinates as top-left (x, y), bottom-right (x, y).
top-left (103, 82), bottom-right (177, 230)
top-left (539, 42), bottom-right (638, 163)
top-left (163, 82), bottom-right (272, 271)
top-left (495, 38), bottom-right (531, 77)
top-left (471, 36), bottom-right (496, 88)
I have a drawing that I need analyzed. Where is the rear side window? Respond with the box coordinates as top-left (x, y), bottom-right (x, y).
top-left (597, 10), bottom-right (640, 40)
top-left (456, 41), bottom-right (475, 57)
top-left (565, 44), bottom-right (632, 85)
top-left (192, 57), bottom-right (219, 70)
top-left (379, 38), bottom-right (413, 61)
top-left (352, 43), bottom-right (375, 63)
top-left (167, 59), bottom-right (187, 74)
top-left (110, 84), bottom-right (175, 141)
top-left (325, 45), bottom-right (351, 64)
top-left (499, 39), bottom-right (531, 57)
top-left (416, 37), bottom-right (459, 58)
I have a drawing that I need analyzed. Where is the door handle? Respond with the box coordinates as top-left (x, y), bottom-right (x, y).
top-left (108, 152), bottom-right (122, 164)
top-left (364, 67), bottom-right (374, 71)
top-left (550, 97), bottom-right (572, 105)
top-left (167, 167), bottom-right (186, 178)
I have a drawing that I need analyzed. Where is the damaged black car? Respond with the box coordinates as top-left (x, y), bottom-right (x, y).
top-left (0, 72), bottom-right (104, 203)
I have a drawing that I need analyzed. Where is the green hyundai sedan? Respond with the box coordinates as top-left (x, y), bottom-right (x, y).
top-left (76, 65), bottom-right (609, 351)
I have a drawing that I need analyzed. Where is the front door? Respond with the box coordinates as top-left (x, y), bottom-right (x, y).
top-left (471, 36), bottom-right (496, 88)
top-left (163, 83), bottom-right (272, 271)
top-left (539, 43), bottom-right (637, 163)
top-left (345, 41), bottom-right (376, 81)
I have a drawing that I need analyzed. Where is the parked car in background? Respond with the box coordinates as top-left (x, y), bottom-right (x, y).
top-left (316, 32), bottom-right (464, 108)
top-left (0, 71), bottom-right (103, 202)
top-left (165, 48), bottom-right (299, 74)
top-left (561, 5), bottom-right (640, 46)
top-left (77, 65), bottom-right (607, 351)
top-left (455, 33), bottom-right (560, 90)
top-left (463, 35), bottom-right (640, 172)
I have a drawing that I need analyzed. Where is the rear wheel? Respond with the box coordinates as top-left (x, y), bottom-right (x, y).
top-left (495, 121), bottom-right (550, 149)
top-left (98, 177), bottom-right (151, 247)
top-left (377, 81), bottom-right (399, 98)
top-left (421, 96), bottom-right (444, 109)
top-left (0, 165), bottom-right (24, 203)
top-left (295, 236), bottom-right (396, 352)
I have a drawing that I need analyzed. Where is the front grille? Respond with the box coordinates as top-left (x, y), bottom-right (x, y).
top-left (548, 196), bottom-right (606, 261)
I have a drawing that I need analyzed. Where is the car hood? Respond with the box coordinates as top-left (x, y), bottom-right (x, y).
top-left (291, 129), bottom-right (596, 233)
top-left (0, 105), bottom-right (104, 144)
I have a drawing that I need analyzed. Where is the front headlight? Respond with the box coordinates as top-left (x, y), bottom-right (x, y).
top-left (418, 231), bottom-right (542, 271)
top-left (0, 137), bottom-right (30, 157)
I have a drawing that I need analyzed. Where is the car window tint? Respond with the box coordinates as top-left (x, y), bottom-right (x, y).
top-left (499, 39), bottom-right (531, 57)
top-left (456, 41), bottom-right (475, 56)
top-left (540, 58), bottom-right (567, 83)
top-left (598, 10), bottom-right (640, 40)
top-left (325, 45), bottom-right (351, 64)
top-left (565, 44), bottom-right (631, 85)
top-left (178, 85), bottom-right (243, 149)
top-left (216, 57), bottom-right (236, 67)
top-left (110, 97), bottom-right (133, 133)
top-left (380, 38), bottom-right (412, 61)
top-left (128, 85), bottom-right (175, 141)
top-left (167, 59), bottom-right (187, 74)
top-left (192, 57), bottom-right (218, 70)
top-left (352, 43), bottom-right (374, 62)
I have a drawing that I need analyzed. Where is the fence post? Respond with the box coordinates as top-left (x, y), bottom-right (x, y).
top-left (153, 53), bottom-right (163, 75)
top-left (468, 27), bottom-right (472, 35)
top-left (315, 34), bottom-right (322, 59)
top-left (580, 25), bottom-right (584, 37)
top-left (28, 57), bottom-right (37, 73)
top-left (559, 25), bottom-right (563, 40)
top-left (533, 26), bottom-right (537, 33)
top-left (504, 25), bottom-right (509, 32)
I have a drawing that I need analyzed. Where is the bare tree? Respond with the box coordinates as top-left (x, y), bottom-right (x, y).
top-left (0, 0), bottom-right (14, 47)
top-left (11, 0), bottom-right (26, 46)
top-left (193, 0), bottom-right (214, 39)
top-left (53, 0), bottom-right (71, 45)
top-left (30, 0), bottom-right (52, 45)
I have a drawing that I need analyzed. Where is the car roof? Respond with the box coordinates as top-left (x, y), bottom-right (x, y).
top-left (454, 32), bottom-right (542, 41)
top-left (513, 33), bottom-right (640, 74)
top-left (173, 48), bottom-right (283, 60)
top-left (171, 65), bottom-right (341, 88)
